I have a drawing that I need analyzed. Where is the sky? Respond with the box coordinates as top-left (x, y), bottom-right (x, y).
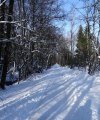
top-left (61, 0), bottom-right (99, 38)
top-left (57, 0), bottom-right (86, 37)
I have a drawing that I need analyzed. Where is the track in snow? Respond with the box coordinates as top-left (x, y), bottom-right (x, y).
top-left (0, 64), bottom-right (100, 120)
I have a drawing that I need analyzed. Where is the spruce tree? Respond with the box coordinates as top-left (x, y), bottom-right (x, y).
top-left (84, 25), bottom-right (93, 62)
top-left (75, 25), bottom-right (88, 67)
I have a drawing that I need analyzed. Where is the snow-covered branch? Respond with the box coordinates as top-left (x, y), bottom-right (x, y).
top-left (0, 0), bottom-right (6, 7)
top-left (0, 21), bottom-right (19, 24)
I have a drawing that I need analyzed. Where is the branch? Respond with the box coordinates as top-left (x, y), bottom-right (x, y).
top-left (0, 0), bottom-right (6, 7)
top-left (0, 21), bottom-right (19, 24)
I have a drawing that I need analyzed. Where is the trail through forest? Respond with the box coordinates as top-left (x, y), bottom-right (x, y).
top-left (0, 64), bottom-right (100, 120)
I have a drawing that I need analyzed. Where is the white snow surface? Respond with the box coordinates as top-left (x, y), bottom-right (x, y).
top-left (0, 64), bottom-right (100, 120)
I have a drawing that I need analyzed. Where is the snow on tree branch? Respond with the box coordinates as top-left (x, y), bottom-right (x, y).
top-left (0, 0), bottom-right (6, 7)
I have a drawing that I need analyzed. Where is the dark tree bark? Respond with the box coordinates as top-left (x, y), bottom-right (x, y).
top-left (0, 0), bottom-right (5, 60)
top-left (0, 0), bottom-right (14, 89)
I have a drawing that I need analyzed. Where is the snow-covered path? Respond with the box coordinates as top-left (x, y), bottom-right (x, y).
top-left (0, 64), bottom-right (100, 120)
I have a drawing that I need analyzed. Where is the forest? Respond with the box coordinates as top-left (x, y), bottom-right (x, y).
top-left (0, 0), bottom-right (100, 120)
top-left (0, 0), bottom-right (100, 90)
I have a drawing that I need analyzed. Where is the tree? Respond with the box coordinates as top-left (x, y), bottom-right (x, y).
top-left (0, 0), bottom-right (14, 89)
top-left (0, 0), bottom-right (5, 66)
top-left (0, 0), bottom-right (68, 89)
top-left (75, 25), bottom-right (88, 67)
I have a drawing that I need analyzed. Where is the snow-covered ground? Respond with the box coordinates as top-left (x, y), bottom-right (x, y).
top-left (0, 64), bottom-right (100, 120)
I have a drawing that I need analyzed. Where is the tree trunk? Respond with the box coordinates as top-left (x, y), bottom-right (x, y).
top-left (0, 0), bottom-right (5, 62)
top-left (0, 0), bottom-right (14, 89)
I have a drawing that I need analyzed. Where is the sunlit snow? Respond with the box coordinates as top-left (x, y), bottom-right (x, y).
top-left (0, 64), bottom-right (100, 120)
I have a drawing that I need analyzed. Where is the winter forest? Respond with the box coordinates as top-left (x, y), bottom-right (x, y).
top-left (0, 0), bottom-right (100, 120)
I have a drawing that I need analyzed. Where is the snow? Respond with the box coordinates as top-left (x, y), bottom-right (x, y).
top-left (0, 0), bottom-right (6, 7)
top-left (98, 56), bottom-right (100, 59)
top-left (0, 64), bottom-right (100, 120)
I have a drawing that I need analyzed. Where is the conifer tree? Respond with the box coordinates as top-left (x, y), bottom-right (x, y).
top-left (75, 25), bottom-right (88, 67)
top-left (84, 25), bottom-right (93, 61)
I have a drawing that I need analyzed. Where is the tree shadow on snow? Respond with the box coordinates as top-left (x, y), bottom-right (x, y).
top-left (65, 99), bottom-right (92, 120)
top-left (0, 69), bottom-right (95, 120)
top-left (36, 74), bottom-right (94, 120)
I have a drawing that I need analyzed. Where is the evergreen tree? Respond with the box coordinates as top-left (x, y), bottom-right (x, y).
top-left (75, 25), bottom-right (88, 67)
top-left (84, 25), bottom-right (93, 61)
